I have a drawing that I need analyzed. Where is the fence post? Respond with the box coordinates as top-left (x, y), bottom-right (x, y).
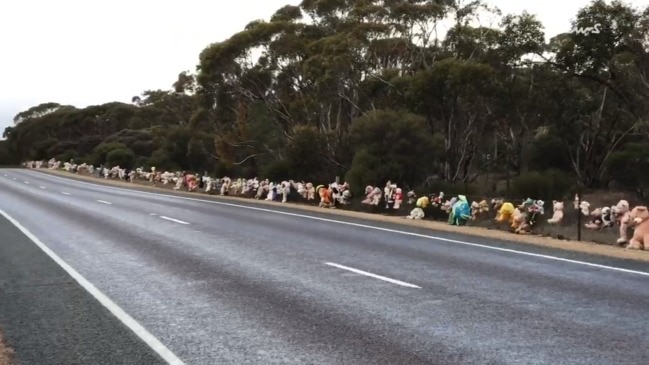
top-left (577, 191), bottom-right (582, 241)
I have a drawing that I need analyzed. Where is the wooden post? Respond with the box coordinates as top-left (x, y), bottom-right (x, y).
top-left (577, 191), bottom-right (582, 241)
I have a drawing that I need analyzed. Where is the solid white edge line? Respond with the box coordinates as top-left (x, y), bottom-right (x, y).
top-left (0, 209), bottom-right (185, 365)
top-left (159, 216), bottom-right (189, 225)
top-left (96, 200), bottom-right (112, 205)
top-left (326, 262), bottom-right (421, 288)
top-left (30, 170), bottom-right (649, 278)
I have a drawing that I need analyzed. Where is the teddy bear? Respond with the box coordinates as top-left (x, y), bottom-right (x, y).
top-left (431, 192), bottom-right (444, 207)
top-left (371, 187), bottom-right (382, 205)
top-left (441, 197), bottom-right (457, 214)
top-left (518, 200), bottom-right (544, 233)
top-left (362, 185), bottom-right (375, 204)
top-left (471, 200), bottom-right (489, 220)
top-left (495, 201), bottom-right (515, 223)
top-left (186, 174), bottom-right (199, 192)
top-left (384, 182), bottom-right (396, 209)
top-left (393, 188), bottom-right (403, 209)
top-left (470, 201), bottom-right (480, 220)
top-left (547, 200), bottom-right (564, 224)
top-left (317, 185), bottom-right (332, 208)
top-left (510, 199), bottom-right (534, 231)
top-left (220, 177), bottom-right (231, 195)
top-left (625, 205), bottom-right (649, 250)
top-left (406, 196), bottom-right (430, 219)
top-left (613, 200), bottom-right (631, 245)
top-left (449, 195), bottom-right (471, 226)
top-left (584, 208), bottom-right (604, 230)
top-left (407, 191), bottom-right (417, 204)
top-left (306, 182), bottom-right (315, 200)
top-left (579, 201), bottom-right (591, 216)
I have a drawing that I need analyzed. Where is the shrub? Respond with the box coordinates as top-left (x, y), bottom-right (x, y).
top-left (105, 148), bottom-right (135, 168)
top-left (512, 169), bottom-right (576, 200)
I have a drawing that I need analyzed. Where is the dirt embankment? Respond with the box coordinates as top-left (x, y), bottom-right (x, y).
top-left (0, 330), bottom-right (14, 365)
top-left (33, 168), bottom-right (649, 263)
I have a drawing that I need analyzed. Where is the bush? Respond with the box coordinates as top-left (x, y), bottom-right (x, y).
top-left (54, 149), bottom-right (79, 163)
top-left (511, 169), bottom-right (576, 200)
top-left (89, 142), bottom-right (127, 166)
top-left (261, 160), bottom-right (291, 182)
top-left (344, 109), bottom-right (441, 191)
top-left (105, 148), bottom-right (135, 168)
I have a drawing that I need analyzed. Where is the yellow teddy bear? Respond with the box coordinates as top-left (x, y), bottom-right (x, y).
top-left (495, 202), bottom-right (515, 223)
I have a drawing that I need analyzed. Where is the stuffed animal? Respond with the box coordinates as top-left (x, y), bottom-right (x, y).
top-left (448, 195), bottom-right (471, 226)
top-left (511, 199), bottom-right (533, 231)
top-left (220, 177), bottom-right (231, 195)
top-left (317, 185), bottom-right (332, 208)
top-left (407, 191), bottom-right (417, 204)
top-left (186, 174), bottom-right (199, 191)
top-left (470, 201), bottom-right (480, 220)
top-left (625, 205), bottom-right (649, 250)
top-left (384, 182), bottom-right (396, 208)
top-left (495, 202), bottom-right (515, 223)
top-left (441, 197), bottom-right (457, 214)
top-left (470, 200), bottom-right (489, 220)
top-left (431, 192), bottom-right (444, 207)
top-left (406, 196), bottom-right (430, 220)
top-left (371, 187), bottom-right (382, 205)
top-left (579, 201), bottom-right (591, 216)
top-left (601, 207), bottom-right (614, 227)
top-left (518, 200), bottom-right (544, 233)
top-left (614, 200), bottom-right (631, 245)
top-left (280, 181), bottom-right (290, 203)
top-left (547, 201), bottom-right (564, 224)
top-left (393, 188), bottom-right (403, 209)
top-left (362, 186), bottom-right (375, 205)
top-left (306, 182), bottom-right (315, 200)
top-left (585, 208), bottom-right (604, 230)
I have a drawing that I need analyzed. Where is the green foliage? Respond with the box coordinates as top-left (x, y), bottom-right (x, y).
top-left (90, 142), bottom-right (127, 166)
top-left (285, 126), bottom-right (331, 181)
top-left (54, 149), bottom-right (79, 163)
top-left (344, 109), bottom-right (440, 192)
top-left (607, 143), bottom-right (649, 199)
top-left (525, 134), bottom-right (571, 172)
top-left (511, 170), bottom-right (576, 200)
top-left (5, 0), bottom-right (649, 201)
top-left (105, 148), bottom-right (136, 168)
top-left (261, 160), bottom-right (291, 182)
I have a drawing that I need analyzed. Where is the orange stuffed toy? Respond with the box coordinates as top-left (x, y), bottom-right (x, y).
top-left (317, 185), bottom-right (332, 208)
top-left (626, 206), bottom-right (649, 250)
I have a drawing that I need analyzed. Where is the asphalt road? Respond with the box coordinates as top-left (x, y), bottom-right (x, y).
top-left (1, 168), bottom-right (648, 364)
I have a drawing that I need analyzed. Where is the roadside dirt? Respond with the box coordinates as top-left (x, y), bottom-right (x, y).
top-left (0, 330), bottom-right (14, 365)
top-left (33, 168), bottom-right (649, 263)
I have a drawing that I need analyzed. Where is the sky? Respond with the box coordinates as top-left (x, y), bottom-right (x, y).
top-left (1, 0), bottom-right (648, 133)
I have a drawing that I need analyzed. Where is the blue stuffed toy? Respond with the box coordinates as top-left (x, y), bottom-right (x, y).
top-left (448, 195), bottom-right (471, 226)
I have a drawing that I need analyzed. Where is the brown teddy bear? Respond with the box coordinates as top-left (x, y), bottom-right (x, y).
top-left (625, 206), bottom-right (649, 250)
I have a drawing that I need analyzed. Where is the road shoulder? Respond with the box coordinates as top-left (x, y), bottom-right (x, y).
top-left (31, 168), bottom-right (649, 263)
top-left (0, 330), bottom-right (13, 365)
top-left (0, 213), bottom-right (164, 365)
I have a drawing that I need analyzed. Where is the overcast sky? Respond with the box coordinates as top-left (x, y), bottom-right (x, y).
top-left (1, 0), bottom-right (647, 133)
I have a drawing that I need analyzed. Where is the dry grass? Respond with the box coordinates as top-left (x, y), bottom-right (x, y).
top-left (0, 330), bottom-right (14, 365)
top-left (35, 169), bottom-right (649, 262)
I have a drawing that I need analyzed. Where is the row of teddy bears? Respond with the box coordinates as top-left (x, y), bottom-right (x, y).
top-left (360, 182), bottom-right (546, 234)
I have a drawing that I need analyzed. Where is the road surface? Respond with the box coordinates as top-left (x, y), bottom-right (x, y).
top-left (0, 168), bottom-right (648, 365)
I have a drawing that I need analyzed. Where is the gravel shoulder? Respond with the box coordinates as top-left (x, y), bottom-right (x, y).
top-left (0, 330), bottom-right (13, 365)
top-left (32, 168), bottom-right (649, 263)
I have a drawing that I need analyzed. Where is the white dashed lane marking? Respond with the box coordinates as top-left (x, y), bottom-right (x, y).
top-left (159, 216), bottom-right (189, 225)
